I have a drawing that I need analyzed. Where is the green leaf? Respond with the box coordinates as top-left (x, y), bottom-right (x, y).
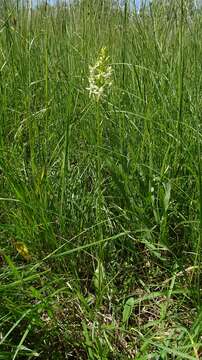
top-left (122, 297), bottom-right (135, 326)
top-left (93, 261), bottom-right (105, 294)
top-left (163, 182), bottom-right (171, 213)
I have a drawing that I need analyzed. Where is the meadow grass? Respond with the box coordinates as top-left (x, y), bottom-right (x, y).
top-left (0, 0), bottom-right (202, 358)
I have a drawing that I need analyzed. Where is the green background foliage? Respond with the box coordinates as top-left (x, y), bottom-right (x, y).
top-left (0, 0), bottom-right (201, 358)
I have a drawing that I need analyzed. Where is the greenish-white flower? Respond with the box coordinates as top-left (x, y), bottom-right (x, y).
top-left (87, 47), bottom-right (113, 102)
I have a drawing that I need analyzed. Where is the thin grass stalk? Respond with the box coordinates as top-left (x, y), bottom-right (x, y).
top-left (82, 0), bottom-right (87, 77)
top-left (95, 100), bottom-right (106, 307)
top-left (27, 5), bottom-right (36, 181)
top-left (44, 27), bottom-right (49, 166)
top-left (60, 97), bottom-right (72, 231)
top-left (96, 105), bottom-right (103, 252)
top-left (27, 0), bottom-right (32, 31)
top-left (0, 72), bottom-right (5, 150)
top-left (122, 0), bottom-right (128, 90)
top-left (195, 127), bottom-right (202, 304)
top-left (177, 0), bottom-right (184, 151)
top-left (119, 0), bottom-right (128, 178)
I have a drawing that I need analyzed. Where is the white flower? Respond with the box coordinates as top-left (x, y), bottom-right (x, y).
top-left (87, 47), bottom-right (113, 102)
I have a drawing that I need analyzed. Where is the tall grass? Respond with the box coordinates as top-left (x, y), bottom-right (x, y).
top-left (0, 0), bottom-right (201, 358)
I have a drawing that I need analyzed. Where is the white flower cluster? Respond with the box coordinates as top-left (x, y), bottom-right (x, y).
top-left (87, 47), bottom-right (113, 102)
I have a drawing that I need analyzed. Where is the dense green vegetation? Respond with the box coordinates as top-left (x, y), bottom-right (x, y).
top-left (0, 0), bottom-right (201, 358)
